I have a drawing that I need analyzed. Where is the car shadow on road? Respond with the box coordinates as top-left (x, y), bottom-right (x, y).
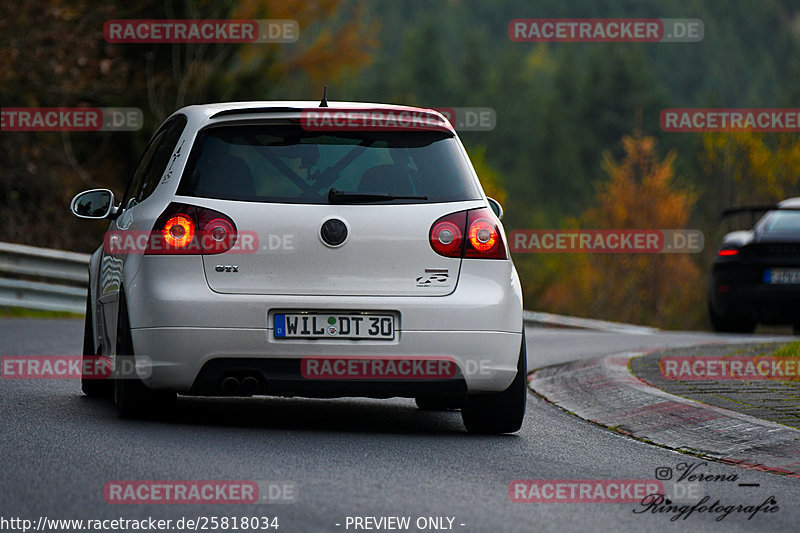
top-left (79, 394), bottom-right (521, 438)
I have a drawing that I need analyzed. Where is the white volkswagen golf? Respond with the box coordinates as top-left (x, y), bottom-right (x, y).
top-left (70, 101), bottom-right (525, 433)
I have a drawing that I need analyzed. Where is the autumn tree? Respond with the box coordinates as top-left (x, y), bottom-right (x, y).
top-left (538, 132), bottom-right (703, 329)
top-left (698, 132), bottom-right (800, 237)
top-left (0, 0), bottom-right (376, 251)
top-left (468, 144), bottom-right (506, 207)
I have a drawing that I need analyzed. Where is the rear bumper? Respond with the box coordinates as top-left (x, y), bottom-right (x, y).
top-left (189, 357), bottom-right (469, 398)
top-left (127, 256), bottom-right (524, 395)
top-left (710, 283), bottom-right (800, 324)
top-left (132, 328), bottom-right (521, 395)
top-left (710, 261), bottom-right (800, 324)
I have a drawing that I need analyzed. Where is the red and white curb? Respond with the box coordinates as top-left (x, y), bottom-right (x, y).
top-left (528, 352), bottom-right (800, 477)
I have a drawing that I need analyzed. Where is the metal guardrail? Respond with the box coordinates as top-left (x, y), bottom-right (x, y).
top-left (0, 242), bottom-right (89, 313)
top-left (522, 310), bottom-right (659, 335)
top-left (0, 241), bottom-right (661, 333)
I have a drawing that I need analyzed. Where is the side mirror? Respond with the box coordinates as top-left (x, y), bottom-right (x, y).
top-left (70, 189), bottom-right (118, 219)
top-left (487, 197), bottom-right (504, 220)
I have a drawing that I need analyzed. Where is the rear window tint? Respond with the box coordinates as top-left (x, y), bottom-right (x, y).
top-left (177, 124), bottom-right (481, 204)
top-left (758, 211), bottom-right (800, 234)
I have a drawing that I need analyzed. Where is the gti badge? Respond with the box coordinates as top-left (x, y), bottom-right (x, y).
top-left (215, 265), bottom-right (238, 272)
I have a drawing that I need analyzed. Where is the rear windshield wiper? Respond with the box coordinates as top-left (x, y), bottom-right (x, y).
top-left (328, 188), bottom-right (427, 204)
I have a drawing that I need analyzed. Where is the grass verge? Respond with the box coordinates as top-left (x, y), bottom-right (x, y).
top-left (0, 306), bottom-right (83, 319)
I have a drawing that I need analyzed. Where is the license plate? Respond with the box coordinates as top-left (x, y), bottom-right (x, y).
top-left (273, 313), bottom-right (395, 340)
top-left (765, 268), bottom-right (800, 284)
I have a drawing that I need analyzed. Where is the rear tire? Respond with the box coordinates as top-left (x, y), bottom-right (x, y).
top-left (461, 339), bottom-right (527, 434)
top-left (81, 292), bottom-right (112, 397)
top-left (709, 304), bottom-right (756, 334)
top-left (114, 292), bottom-right (175, 418)
top-left (415, 395), bottom-right (464, 411)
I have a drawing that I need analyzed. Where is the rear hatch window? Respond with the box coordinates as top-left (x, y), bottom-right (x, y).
top-left (757, 210), bottom-right (800, 235)
top-left (177, 123), bottom-right (481, 204)
top-left (176, 122), bottom-right (482, 297)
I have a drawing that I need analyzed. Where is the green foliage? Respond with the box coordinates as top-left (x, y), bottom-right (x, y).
top-left (537, 133), bottom-right (704, 328)
top-left (5, 0), bottom-right (800, 330)
top-left (341, 0), bottom-right (800, 329)
top-left (467, 145), bottom-right (506, 206)
top-left (0, 307), bottom-right (83, 319)
top-left (0, 0), bottom-right (376, 251)
top-left (774, 341), bottom-right (800, 359)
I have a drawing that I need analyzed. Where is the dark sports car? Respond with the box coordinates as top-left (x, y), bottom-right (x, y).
top-left (709, 197), bottom-right (800, 333)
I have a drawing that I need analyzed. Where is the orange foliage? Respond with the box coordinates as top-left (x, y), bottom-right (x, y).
top-left (468, 145), bottom-right (507, 206)
top-left (538, 133), bottom-right (703, 328)
top-left (701, 132), bottom-right (800, 208)
top-left (233, 0), bottom-right (377, 85)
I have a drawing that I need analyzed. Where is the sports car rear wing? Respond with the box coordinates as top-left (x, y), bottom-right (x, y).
top-left (721, 204), bottom-right (800, 227)
top-left (721, 205), bottom-right (777, 218)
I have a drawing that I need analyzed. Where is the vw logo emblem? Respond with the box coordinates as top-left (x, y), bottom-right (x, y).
top-left (320, 218), bottom-right (348, 247)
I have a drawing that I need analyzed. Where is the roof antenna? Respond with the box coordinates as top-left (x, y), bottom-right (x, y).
top-left (319, 85), bottom-right (328, 107)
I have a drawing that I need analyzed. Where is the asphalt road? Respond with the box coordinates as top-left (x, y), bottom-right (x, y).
top-left (1, 318), bottom-right (797, 532)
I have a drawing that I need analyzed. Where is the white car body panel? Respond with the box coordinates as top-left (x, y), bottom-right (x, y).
top-left (83, 101), bottom-right (523, 399)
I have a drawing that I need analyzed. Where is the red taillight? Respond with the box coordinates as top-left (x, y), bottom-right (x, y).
top-left (468, 218), bottom-right (497, 252)
top-left (162, 214), bottom-right (195, 248)
top-left (718, 249), bottom-right (739, 257)
top-left (430, 212), bottom-right (465, 257)
top-left (146, 203), bottom-right (237, 255)
top-left (198, 215), bottom-right (236, 254)
top-left (464, 208), bottom-right (507, 259)
top-left (429, 208), bottom-right (507, 259)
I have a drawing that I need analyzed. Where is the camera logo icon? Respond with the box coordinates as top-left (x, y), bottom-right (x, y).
top-left (655, 467), bottom-right (673, 480)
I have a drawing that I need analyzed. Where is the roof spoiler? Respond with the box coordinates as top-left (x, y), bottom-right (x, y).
top-left (721, 204), bottom-right (800, 222)
top-left (720, 205), bottom-right (777, 219)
